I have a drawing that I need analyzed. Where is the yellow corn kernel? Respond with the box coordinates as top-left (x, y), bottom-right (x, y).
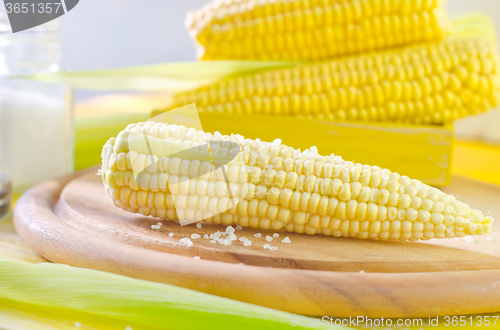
top-left (172, 39), bottom-right (500, 125)
top-left (188, 0), bottom-right (450, 61)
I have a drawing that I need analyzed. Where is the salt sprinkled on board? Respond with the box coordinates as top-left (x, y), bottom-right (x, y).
top-left (281, 237), bottom-right (291, 244)
top-left (179, 238), bottom-right (193, 247)
top-left (236, 225), bottom-right (243, 230)
top-left (263, 244), bottom-right (271, 249)
top-left (168, 233), bottom-right (174, 237)
top-left (243, 240), bottom-right (252, 247)
top-left (196, 223), bottom-right (202, 229)
top-left (193, 256), bottom-right (201, 260)
top-left (226, 226), bottom-right (235, 234)
top-left (265, 235), bottom-right (273, 242)
top-left (254, 233), bottom-right (262, 238)
top-left (269, 246), bottom-right (278, 251)
top-left (463, 236), bottom-right (475, 243)
top-left (191, 234), bottom-right (201, 239)
top-left (273, 233), bottom-right (279, 238)
top-left (220, 238), bottom-right (232, 245)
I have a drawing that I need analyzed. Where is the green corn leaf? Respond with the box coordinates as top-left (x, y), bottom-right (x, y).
top-left (14, 61), bottom-right (300, 91)
top-left (451, 13), bottom-right (497, 44)
top-left (0, 259), bottom-right (333, 330)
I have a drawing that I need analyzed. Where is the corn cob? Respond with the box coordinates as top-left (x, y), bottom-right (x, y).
top-left (172, 39), bottom-right (500, 125)
top-left (187, 0), bottom-right (450, 61)
top-left (101, 121), bottom-right (493, 241)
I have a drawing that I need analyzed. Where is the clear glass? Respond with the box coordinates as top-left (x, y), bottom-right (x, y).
top-left (0, 10), bottom-right (73, 193)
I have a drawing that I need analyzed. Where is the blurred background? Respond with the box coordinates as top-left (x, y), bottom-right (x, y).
top-left (57, 0), bottom-right (500, 141)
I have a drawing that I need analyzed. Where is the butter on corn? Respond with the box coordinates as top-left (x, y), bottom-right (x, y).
top-left (171, 39), bottom-right (500, 125)
top-left (101, 121), bottom-right (493, 241)
top-left (187, 0), bottom-right (450, 61)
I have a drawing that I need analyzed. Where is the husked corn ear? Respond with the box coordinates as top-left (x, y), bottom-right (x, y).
top-left (187, 0), bottom-right (450, 61)
top-left (172, 39), bottom-right (500, 125)
top-left (101, 121), bottom-right (494, 241)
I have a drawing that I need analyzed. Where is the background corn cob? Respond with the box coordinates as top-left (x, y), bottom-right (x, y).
top-left (187, 0), bottom-right (450, 61)
top-left (172, 38), bottom-right (500, 125)
top-left (101, 121), bottom-right (493, 241)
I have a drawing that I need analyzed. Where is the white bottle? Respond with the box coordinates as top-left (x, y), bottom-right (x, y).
top-left (0, 9), bottom-right (73, 193)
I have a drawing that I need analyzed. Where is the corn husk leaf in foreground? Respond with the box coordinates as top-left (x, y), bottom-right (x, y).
top-left (0, 259), bottom-right (325, 330)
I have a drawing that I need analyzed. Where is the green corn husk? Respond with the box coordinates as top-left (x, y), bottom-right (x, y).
top-left (0, 259), bottom-right (328, 330)
top-left (16, 61), bottom-right (300, 91)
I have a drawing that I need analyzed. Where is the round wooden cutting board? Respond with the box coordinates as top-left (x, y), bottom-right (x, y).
top-left (13, 167), bottom-right (500, 318)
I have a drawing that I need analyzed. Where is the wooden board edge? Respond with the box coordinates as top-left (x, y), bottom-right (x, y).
top-left (12, 169), bottom-right (500, 318)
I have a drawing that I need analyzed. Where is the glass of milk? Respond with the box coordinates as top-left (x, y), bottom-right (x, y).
top-left (0, 11), bottom-right (73, 193)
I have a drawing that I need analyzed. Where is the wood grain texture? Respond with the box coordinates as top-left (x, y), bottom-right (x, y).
top-left (13, 167), bottom-right (500, 318)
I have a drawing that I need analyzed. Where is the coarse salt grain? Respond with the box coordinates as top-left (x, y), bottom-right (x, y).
top-left (263, 244), bottom-right (271, 249)
top-left (243, 240), bottom-right (252, 246)
top-left (151, 225), bottom-right (160, 229)
top-left (157, 222), bottom-right (163, 226)
top-left (226, 226), bottom-right (235, 234)
top-left (210, 240), bottom-right (218, 243)
top-left (273, 233), bottom-right (279, 238)
top-left (168, 233), bottom-right (174, 237)
top-left (265, 235), bottom-right (273, 242)
top-left (269, 246), bottom-right (278, 251)
top-left (193, 256), bottom-right (201, 260)
top-left (179, 238), bottom-right (193, 247)
top-left (196, 223), bottom-right (202, 229)
top-left (254, 233), bottom-right (262, 238)
top-left (228, 233), bottom-right (237, 240)
top-left (191, 234), bottom-right (201, 239)
top-left (463, 236), bottom-right (475, 243)
top-left (359, 271), bottom-right (365, 274)
top-left (236, 225), bottom-right (243, 230)
top-left (203, 234), bottom-right (209, 239)
top-left (281, 237), bottom-right (291, 244)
